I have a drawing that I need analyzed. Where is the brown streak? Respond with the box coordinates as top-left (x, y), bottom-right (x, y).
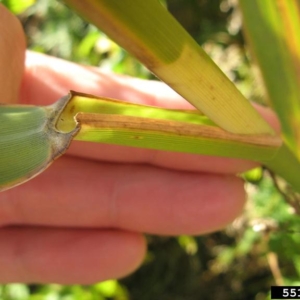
top-left (76, 113), bottom-right (281, 147)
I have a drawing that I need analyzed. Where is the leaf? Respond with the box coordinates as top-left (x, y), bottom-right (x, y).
top-left (0, 97), bottom-right (78, 191)
top-left (58, 91), bottom-right (281, 161)
top-left (240, 0), bottom-right (300, 157)
top-left (63, 0), bottom-right (274, 136)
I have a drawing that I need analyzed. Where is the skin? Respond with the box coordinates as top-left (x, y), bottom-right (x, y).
top-left (0, 5), bottom-right (280, 284)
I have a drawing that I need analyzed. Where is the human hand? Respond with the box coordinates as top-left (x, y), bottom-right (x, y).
top-left (0, 5), bottom-right (279, 284)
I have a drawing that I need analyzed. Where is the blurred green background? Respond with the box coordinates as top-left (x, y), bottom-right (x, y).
top-left (1, 0), bottom-right (300, 299)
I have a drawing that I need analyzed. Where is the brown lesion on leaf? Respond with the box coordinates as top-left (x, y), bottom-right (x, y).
top-left (69, 105), bottom-right (76, 114)
top-left (76, 112), bottom-right (281, 148)
top-left (130, 135), bottom-right (144, 140)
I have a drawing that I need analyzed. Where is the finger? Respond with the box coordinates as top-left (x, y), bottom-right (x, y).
top-left (0, 227), bottom-right (145, 284)
top-left (22, 51), bottom-right (193, 108)
top-left (0, 4), bottom-right (26, 104)
top-left (21, 51), bottom-right (281, 132)
top-left (21, 51), bottom-right (265, 174)
top-left (21, 53), bottom-right (280, 174)
top-left (68, 141), bottom-right (258, 174)
top-left (1, 156), bottom-right (245, 235)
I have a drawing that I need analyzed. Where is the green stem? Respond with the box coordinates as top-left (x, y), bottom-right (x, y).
top-left (264, 143), bottom-right (300, 193)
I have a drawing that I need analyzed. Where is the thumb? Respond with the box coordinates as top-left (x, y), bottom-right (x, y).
top-left (0, 4), bottom-right (26, 104)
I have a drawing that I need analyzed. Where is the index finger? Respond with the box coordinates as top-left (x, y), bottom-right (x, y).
top-left (0, 4), bottom-right (25, 104)
top-left (21, 51), bottom-right (279, 174)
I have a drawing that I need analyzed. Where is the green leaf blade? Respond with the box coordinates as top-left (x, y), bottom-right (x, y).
top-left (240, 0), bottom-right (300, 156)
top-left (64, 0), bottom-right (275, 136)
top-left (0, 98), bottom-right (78, 192)
top-left (58, 92), bottom-right (281, 162)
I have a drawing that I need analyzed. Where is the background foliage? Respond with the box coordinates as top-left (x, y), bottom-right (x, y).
top-left (1, 0), bottom-right (300, 299)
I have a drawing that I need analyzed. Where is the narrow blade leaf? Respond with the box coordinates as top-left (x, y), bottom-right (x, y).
top-left (63, 0), bottom-right (274, 136)
top-left (240, 0), bottom-right (300, 156)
